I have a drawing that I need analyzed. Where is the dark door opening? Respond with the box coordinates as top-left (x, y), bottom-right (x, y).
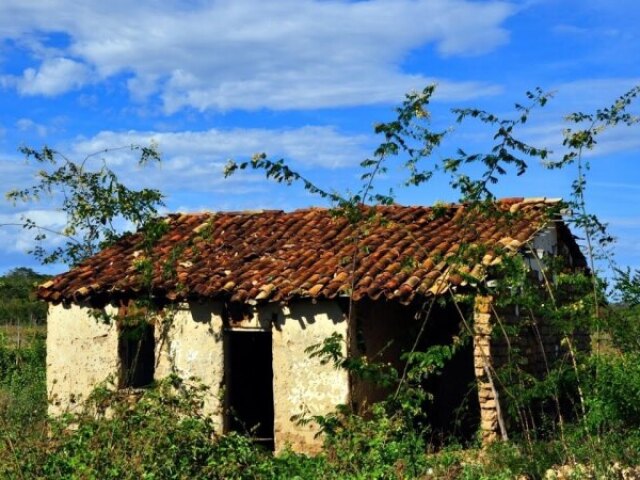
top-left (225, 330), bottom-right (274, 450)
top-left (424, 339), bottom-right (479, 446)
top-left (419, 303), bottom-right (480, 447)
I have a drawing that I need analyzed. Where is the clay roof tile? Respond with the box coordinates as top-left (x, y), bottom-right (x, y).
top-left (38, 198), bottom-right (581, 306)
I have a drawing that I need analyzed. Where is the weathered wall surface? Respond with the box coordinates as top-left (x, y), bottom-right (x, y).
top-left (47, 303), bottom-right (119, 416)
top-left (271, 301), bottom-right (349, 453)
top-left (154, 302), bottom-right (225, 428)
top-left (48, 299), bottom-right (349, 453)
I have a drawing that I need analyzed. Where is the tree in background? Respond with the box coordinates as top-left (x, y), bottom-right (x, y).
top-left (0, 267), bottom-right (50, 325)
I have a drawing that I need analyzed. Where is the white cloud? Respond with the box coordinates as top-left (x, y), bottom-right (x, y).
top-left (3, 57), bottom-right (91, 96)
top-left (553, 23), bottom-right (620, 38)
top-left (552, 24), bottom-right (589, 35)
top-left (0, 126), bottom-right (370, 208)
top-left (550, 78), bottom-right (640, 110)
top-left (583, 127), bottom-right (640, 158)
top-left (0, 0), bottom-right (513, 110)
top-left (516, 119), bottom-right (640, 163)
top-left (0, 152), bottom-right (39, 188)
top-left (0, 209), bottom-right (67, 255)
top-left (490, 78), bottom-right (640, 162)
top-left (15, 118), bottom-right (49, 137)
top-left (0, 124), bottom-right (369, 254)
top-left (70, 126), bottom-right (370, 170)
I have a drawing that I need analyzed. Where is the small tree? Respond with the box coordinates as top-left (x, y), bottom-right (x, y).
top-left (0, 268), bottom-right (50, 325)
top-left (5, 144), bottom-right (164, 267)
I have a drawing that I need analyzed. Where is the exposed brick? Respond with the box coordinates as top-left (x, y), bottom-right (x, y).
top-left (475, 296), bottom-right (494, 315)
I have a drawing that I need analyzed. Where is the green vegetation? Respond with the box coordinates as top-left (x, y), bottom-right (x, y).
top-left (7, 145), bottom-right (163, 266)
top-left (0, 329), bottom-right (47, 477)
top-left (0, 267), bottom-right (49, 325)
top-left (2, 84), bottom-right (640, 478)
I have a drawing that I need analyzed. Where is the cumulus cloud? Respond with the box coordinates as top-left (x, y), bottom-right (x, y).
top-left (0, 0), bottom-right (513, 110)
top-left (553, 24), bottom-right (620, 37)
top-left (0, 124), bottom-right (370, 231)
top-left (15, 118), bottom-right (49, 137)
top-left (3, 57), bottom-right (91, 96)
top-left (0, 209), bottom-right (67, 255)
top-left (66, 127), bottom-right (372, 211)
top-left (70, 126), bottom-right (370, 170)
top-left (508, 78), bottom-right (640, 160)
top-left (0, 124), bottom-right (371, 258)
top-left (550, 78), bottom-right (640, 110)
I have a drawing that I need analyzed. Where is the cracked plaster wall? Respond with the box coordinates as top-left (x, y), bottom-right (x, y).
top-left (47, 299), bottom-right (349, 454)
top-left (47, 303), bottom-right (119, 416)
top-left (271, 301), bottom-right (349, 453)
top-left (154, 302), bottom-right (225, 428)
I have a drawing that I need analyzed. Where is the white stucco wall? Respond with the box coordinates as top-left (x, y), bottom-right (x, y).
top-left (154, 302), bottom-right (225, 428)
top-left (47, 299), bottom-right (349, 453)
top-left (47, 303), bottom-right (119, 416)
top-left (271, 301), bottom-right (349, 453)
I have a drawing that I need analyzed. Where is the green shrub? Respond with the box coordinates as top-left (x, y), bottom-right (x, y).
top-left (584, 352), bottom-right (640, 433)
top-left (0, 331), bottom-right (46, 426)
top-left (318, 403), bottom-right (430, 479)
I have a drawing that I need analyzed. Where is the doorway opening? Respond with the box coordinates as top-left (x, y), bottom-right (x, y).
top-left (349, 299), bottom-right (480, 447)
top-left (419, 302), bottom-right (480, 447)
top-left (225, 330), bottom-right (274, 450)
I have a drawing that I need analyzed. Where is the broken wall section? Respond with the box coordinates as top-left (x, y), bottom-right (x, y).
top-left (349, 299), bottom-right (417, 410)
top-left (474, 294), bottom-right (570, 443)
top-left (474, 292), bottom-right (589, 444)
top-left (352, 298), bottom-right (480, 445)
top-left (473, 295), bottom-right (503, 444)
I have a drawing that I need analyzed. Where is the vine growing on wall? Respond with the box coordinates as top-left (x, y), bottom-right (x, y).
top-left (226, 82), bottom-right (640, 474)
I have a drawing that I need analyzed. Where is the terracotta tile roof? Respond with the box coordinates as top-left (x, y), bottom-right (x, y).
top-left (37, 197), bottom-right (577, 306)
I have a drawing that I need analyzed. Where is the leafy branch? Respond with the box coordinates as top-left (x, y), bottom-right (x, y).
top-left (5, 143), bottom-right (164, 266)
top-left (446, 87), bottom-right (553, 202)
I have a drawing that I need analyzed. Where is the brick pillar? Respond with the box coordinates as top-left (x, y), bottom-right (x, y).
top-left (473, 295), bottom-right (503, 444)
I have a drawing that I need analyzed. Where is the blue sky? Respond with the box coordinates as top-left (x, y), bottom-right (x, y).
top-left (0, 0), bottom-right (638, 277)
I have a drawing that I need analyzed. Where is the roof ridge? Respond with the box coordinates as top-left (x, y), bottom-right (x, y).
top-left (167, 198), bottom-right (563, 218)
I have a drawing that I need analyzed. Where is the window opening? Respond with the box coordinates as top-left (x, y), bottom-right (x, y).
top-left (119, 322), bottom-right (155, 388)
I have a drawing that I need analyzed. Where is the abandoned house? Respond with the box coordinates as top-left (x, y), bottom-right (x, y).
top-left (38, 197), bottom-right (586, 453)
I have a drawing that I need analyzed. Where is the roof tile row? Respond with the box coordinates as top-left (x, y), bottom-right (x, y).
top-left (38, 198), bottom-right (568, 306)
